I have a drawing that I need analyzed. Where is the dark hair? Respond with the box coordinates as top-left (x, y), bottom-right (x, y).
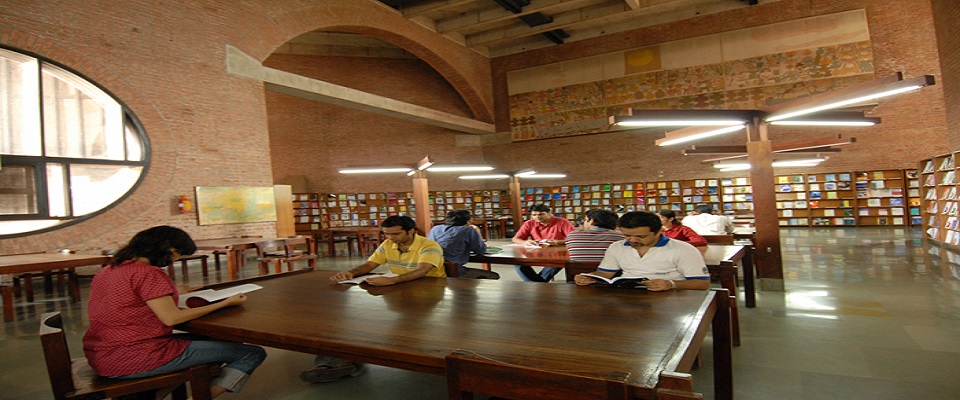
top-left (584, 209), bottom-right (618, 230)
top-left (529, 204), bottom-right (551, 213)
top-left (695, 204), bottom-right (714, 214)
top-left (112, 226), bottom-right (196, 267)
top-left (382, 215), bottom-right (416, 231)
top-left (445, 210), bottom-right (472, 226)
top-left (618, 211), bottom-right (663, 232)
top-left (656, 209), bottom-right (680, 225)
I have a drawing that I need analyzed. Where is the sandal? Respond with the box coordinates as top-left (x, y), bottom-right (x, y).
top-left (299, 362), bottom-right (365, 383)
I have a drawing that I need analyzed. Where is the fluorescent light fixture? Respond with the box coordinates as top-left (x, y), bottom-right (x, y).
top-left (458, 174), bottom-right (511, 180)
top-left (416, 156), bottom-right (434, 170)
top-left (769, 120), bottom-right (877, 126)
top-left (338, 167), bottom-right (413, 174)
top-left (772, 158), bottom-right (827, 167)
top-left (765, 74), bottom-right (935, 122)
top-left (768, 112), bottom-right (880, 126)
top-left (519, 173), bottom-right (567, 178)
top-left (611, 110), bottom-right (757, 127)
top-left (426, 165), bottom-right (495, 172)
top-left (514, 169), bottom-right (537, 177)
top-left (713, 157), bottom-right (827, 171)
top-left (656, 125), bottom-right (746, 146)
top-left (615, 120), bottom-right (747, 127)
top-left (406, 170), bottom-right (417, 176)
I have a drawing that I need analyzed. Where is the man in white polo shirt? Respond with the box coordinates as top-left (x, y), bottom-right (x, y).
top-left (574, 211), bottom-right (710, 291)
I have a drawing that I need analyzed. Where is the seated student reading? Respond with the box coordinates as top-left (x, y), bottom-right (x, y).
top-left (83, 226), bottom-right (266, 399)
top-left (573, 211), bottom-right (710, 291)
top-left (302, 215), bottom-right (444, 384)
top-left (656, 209), bottom-right (708, 253)
top-left (428, 209), bottom-right (499, 279)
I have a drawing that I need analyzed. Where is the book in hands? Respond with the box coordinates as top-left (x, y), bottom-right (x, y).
top-left (178, 283), bottom-right (262, 308)
top-left (580, 273), bottom-right (649, 289)
top-left (338, 272), bottom-right (399, 285)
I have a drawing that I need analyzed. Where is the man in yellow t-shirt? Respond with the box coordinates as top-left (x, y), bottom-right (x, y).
top-left (303, 215), bottom-right (444, 384)
top-left (330, 215), bottom-right (445, 284)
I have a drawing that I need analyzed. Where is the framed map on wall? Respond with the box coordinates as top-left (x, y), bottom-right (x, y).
top-left (196, 186), bottom-right (277, 225)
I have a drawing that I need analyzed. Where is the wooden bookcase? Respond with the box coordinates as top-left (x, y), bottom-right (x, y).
top-left (854, 170), bottom-right (907, 226)
top-left (906, 169), bottom-right (922, 226)
top-left (430, 190), bottom-right (510, 221)
top-left (775, 174), bottom-right (809, 226)
top-left (806, 172), bottom-right (856, 226)
top-left (292, 193), bottom-right (322, 234)
top-left (680, 179), bottom-right (721, 213)
top-left (320, 192), bottom-right (415, 228)
top-left (720, 177), bottom-right (753, 214)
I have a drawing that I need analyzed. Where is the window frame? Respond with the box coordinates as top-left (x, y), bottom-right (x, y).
top-left (0, 45), bottom-right (151, 238)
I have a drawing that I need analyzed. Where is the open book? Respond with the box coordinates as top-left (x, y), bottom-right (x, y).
top-left (178, 283), bottom-right (262, 308)
top-left (338, 272), bottom-right (399, 285)
top-left (581, 273), bottom-right (648, 289)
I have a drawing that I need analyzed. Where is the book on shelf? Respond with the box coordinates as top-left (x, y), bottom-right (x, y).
top-left (178, 284), bottom-right (262, 309)
top-left (939, 155), bottom-right (955, 171)
top-left (580, 274), bottom-right (649, 289)
top-left (890, 198), bottom-right (904, 207)
top-left (922, 160), bottom-right (935, 173)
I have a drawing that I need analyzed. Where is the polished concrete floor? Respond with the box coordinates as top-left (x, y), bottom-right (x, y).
top-left (3, 227), bottom-right (959, 399)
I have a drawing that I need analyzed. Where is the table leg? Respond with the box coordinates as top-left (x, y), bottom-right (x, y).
top-left (227, 248), bottom-right (240, 281)
top-left (711, 290), bottom-right (733, 400)
top-left (742, 247), bottom-right (756, 308)
top-left (2, 285), bottom-right (13, 322)
top-left (356, 233), bottom-right (365, 256)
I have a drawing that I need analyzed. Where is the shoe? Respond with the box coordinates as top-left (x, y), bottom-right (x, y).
top-left (299, 362), bottom-right (365, 383)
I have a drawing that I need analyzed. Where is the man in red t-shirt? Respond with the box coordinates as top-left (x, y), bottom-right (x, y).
top-left (511, 204), bottom-right (575, 282)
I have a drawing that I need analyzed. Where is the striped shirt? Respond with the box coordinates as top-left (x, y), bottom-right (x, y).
top-left (565, 227), bottom-right (625, 262)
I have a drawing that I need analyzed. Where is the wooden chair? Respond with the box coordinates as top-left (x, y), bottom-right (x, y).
top-left (175, 254), bottom-right (209, 279)
top-left (701, 235), bottom-right (735, 245)
top-left (315, 231), bottom-right (355, 257)
top-left (445, 350), bottom-right (630, 400)
top-left (563, 260), bottom-right (601, 282)
top-left (211, 235), bottom-right (262, 271)
top-left (443, 261), bottom-right (462, 278)
top-left (359, 232), bottom-right (382, 256)
top-left (254, 236), bottom-right (318, 274)
top-left (39, 311), bottom-right (215, 400)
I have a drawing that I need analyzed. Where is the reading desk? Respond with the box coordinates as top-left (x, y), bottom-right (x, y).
top-left (1, 252), bottom-right (112, 322)
top-left (178, 270), bottom-right (732, 399)
top-left (193, 237), bottom-right (286, 281)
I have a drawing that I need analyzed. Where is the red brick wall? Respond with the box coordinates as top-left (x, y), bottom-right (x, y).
top-left (489, 0), bottom-right (950, 183)
top-left (264, 54), bottom-right (487, 194)
top-left (0, 0), bottom-right (492, 253)
top-left (931, 0), bottom-right (960, 149)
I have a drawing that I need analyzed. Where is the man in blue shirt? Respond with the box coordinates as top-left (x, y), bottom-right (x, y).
top-left (428, 210), bottom-right (499, 279)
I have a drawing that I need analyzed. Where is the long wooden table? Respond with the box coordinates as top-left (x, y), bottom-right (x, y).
top-left (0, 253), bottom-right (112, 322)
top-left (178, 270), bottom-right (732, 399)
top-left (471, 242), bottom-right (755, 308)
top-left (193, 237), bottom-right (285, 281)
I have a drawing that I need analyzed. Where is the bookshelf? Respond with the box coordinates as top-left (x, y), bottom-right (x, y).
top-left (430, 190), bottom-right (510, 221)
top-left (806, 172), bottom-right (856, 226)
top-left (775, 174), bottom-right (809, 226)
top-left (906, 169), bottom-right (922, 226)
top-left (646, 181), bottom-right (683, 212)
top-left (720, 177), bottom-right (753, 214)
top-left (320, 192), bottom-right (415, 228)
top-left (680, 179), bottom-right (721, 213)
top-left (292, 193), bottom-right (323, 234)
top-left (853, 170), bottom-right (907, 226)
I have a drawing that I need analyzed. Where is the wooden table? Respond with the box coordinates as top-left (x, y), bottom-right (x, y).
top-left (468, 242), bottom-right (570, 267)
top-left (317, 227), bottom-right (382, 256)
top-left (193, 237), bottom-right (285, 281)
top-left (0, 253), bottom-right (112, 322)
top-left (178, 270), bottom-right (732, 399)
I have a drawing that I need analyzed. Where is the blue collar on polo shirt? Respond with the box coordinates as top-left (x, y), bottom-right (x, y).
top-left (622, 234), bottom-right (670, 247)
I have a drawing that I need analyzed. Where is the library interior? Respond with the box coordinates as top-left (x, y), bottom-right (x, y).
top-left (2, 1), bottom-right (960, 399)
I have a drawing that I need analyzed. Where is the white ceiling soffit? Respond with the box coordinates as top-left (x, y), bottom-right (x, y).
top-left (225, 45), bottom-right (495, 135)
